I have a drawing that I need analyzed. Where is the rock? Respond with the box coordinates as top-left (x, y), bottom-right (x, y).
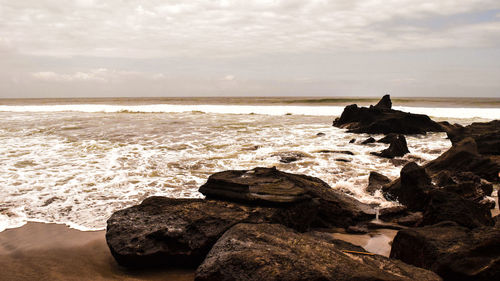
top-left (195, 223), bottom-right (441, 281)
top-left (378, 205), bottom-right (408, 221)
top-left (395, 212), bottom-right (423, 227)
top-left (332, 95), bottom-right (445, 135)
top-left (383, 162), bottom-right (434, 211)
top-left (377, 133), bottom-right (399, 144)
top-left (106, 196), bottom-right (321, 268)
top-left (199, 167), bottom-right (374, 228)
top-left (425, 138), bottom-right (500, 183)
top-left (366, 171), bottom-right (391, 194)
top-left (371, 134), bottom-right (410, 158)
top-left (442, 181), bottom-right (485, 204)
top-left (346, 225), bottom-right (369, 234)
top-left (272, 151), bottom-right (309, 163)
top-left (374, 94), bottom-right (392, 109)
top-left (391, 221), bottom-right (500, 281)
top-left (361, 137), bottom-right (376, 144)
top-left (335, 158), bottom-right (351, 162)
top-left (447, 120), bottom-right (500, 155)
top-left (421, 190), bottom-right (494, 228)
top-left (316, 150), bottom-right (354, 155)
top-left (349, 138), bottom-right (356, 143)
top-left (316, 132), bottom-right (325, 136)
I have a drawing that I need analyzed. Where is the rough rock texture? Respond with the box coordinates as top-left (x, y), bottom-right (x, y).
top-left (446, 120), bottom-right (500, 155)
top-left (377, 133), bottom-right (399, 144)
top-left (391, 221), bottom-right (500, 281)
top-left (371, 134), bottom-right (410, 158)
top-left (332, 95), bottom-right (444, 134)
top-left (366, 171), bottom-right (391, 194)
top-left (421, 190), bottom-right (494, 228)
top-left (383, 162), bottom-right (434, 211)
top-left (195, 223), bottom-right (441, 281)
top-left (361, 137), bottom-right (376, 144)
top-left (106, 196), bottom-right (320, 268)
top-left (374, 94), bottom-right (392, 109)
top-left (425, 138), bottom-right (500, 183)
top-left (199, 167), bottom-right (374, 227)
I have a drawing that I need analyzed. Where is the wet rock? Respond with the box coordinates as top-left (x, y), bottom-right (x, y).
top-left (332, 95), bottom-right (445, 135)
top-left (371, 134), bottom-right (410, 158)
top-left (446, 120), bottom-right (500, 155)
top-left (383, 162), bottom-right (434, 211)
top-left (316, 132), bottom-right (325, 137)
top-left (106, 196), bottom-right (321, 268)
top-left (374, 94), bottom-right (392, 109)
top-left (199, 167), bottom-right (374, 228)
top-left (391, 221), bottom-right (500, 281)
top-left (421, 190), bottom-right (494, 228)
top-left (366, 171), bottom-right (391, 194)
top-left (346, 225), bottom-right (369, 234)
top-left (377, 133), bottom-right (399, 144)
top-left (316, 150), bottom-right (354, 155)
top-left (361, 137), bottom-right (376, 144)
top-left (335, 158), bottom-right (351, 162)
top-left (378, 205), bottom-right (408, 221)
top-left (195, 223), bottom-right (441, 281)
top-left (425, 138), bottom-right (500, 183)
top-left (395, 212), bottom-right (423, 227)
top-left (272, 151), bottom-right (309, 163)
top-left (349, 138), bottom-right (356, 143)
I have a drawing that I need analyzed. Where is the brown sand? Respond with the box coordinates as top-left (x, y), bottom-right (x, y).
top-left (0, 222), bottom-right (194, 281)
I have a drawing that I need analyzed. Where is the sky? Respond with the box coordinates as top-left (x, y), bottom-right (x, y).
top-left (1, 0), bottom-right (500, 98)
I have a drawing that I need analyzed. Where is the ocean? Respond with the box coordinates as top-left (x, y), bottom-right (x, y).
top-left (1, 97), bottom-right (499, 232)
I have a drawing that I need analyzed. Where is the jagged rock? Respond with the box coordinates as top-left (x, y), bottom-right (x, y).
top-left (195, 223), bottom-right (441, 281)
top-left (374, 94), bottom-right (392, 109)
top-left (425, 138), bottom-right (500, 183)
top-left (332, 95), bottom-right (445, 134)
top-left (366, 171), bottom-right (391, 194)
top-left (446, 120), bottom-right (500, 155)
top-left (383, 162), bottom-right (434, 211)
top-left (377, 133), bottom-right (399, 144)
top-left (391, 221), bottom-right (500, 281)
top-left (199, 167), bottom-right (374, 227)
top-left (361, 137), bottom-right (376, 144)
top-left (371, 134), bottom-right (410, 158)
top-left (421, 190), bottom-right (494, 228)
top-left (106, 196), bottom-right (320, 268)
top-left (349, 138), bottom-right (356, 143)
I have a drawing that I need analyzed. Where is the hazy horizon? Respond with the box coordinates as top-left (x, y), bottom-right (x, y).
top-left (1, 1), bottom-right (500, 98)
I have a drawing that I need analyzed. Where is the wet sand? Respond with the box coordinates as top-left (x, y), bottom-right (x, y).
top-left (0, 222), bottom-right (194, 281)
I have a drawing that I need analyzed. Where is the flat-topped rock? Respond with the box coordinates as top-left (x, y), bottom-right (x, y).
top-left (199, 167), bottom-right (375, 227)
top-left (333, 95), bottom-right (445, 135)
top-left (446, 120), bottom-right (500, 155)
top-left (195, 223), bottom-right (441, 281)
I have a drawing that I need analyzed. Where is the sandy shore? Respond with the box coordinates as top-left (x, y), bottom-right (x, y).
top-left (0, 222), bottom-right (194, 281)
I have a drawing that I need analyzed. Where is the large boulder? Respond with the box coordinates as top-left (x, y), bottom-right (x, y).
top-left (374, 94), bottom-right (392, 109)
top-left (366, 171), bottom-right (391, 194)
top-left (106, 196), bottom-right (319, 268)
top-left (371, 134), bottom-right (410, 158)
top-left (332, 95), bottom-right (445, 134)
top-left (195, 223), bottom-right (441, 281)
top-left (425, 138), bottom-right (500, 183)
top-left (391, 221), bottom-right (500, 281)
top-left (199, 167), bottom-right (374, 227)
top-left (446, 120), bottom-right (500, 155)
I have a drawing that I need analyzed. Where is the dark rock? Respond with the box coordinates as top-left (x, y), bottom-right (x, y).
top-left (391, 221), bottom-right (500, 281)
top-left (383, 162), bottom-right (434, 211)
top-left (106, 196), bottom-right (325, 268)
top-left (378, 205), bottom-right (408, 221)
top-left (366, 171), bottom-right (391, 194)
top-left (371, 134), bottom-right (410, 158)
top-left (421, 190), bottom-right (494, 228)
top-left (195, 223), bottom-right (441, 281)
top-left (349, 138), bottom-right (356, 143)
top-left (374, 94), bottom-right (392, 109)
top-left (447, 120), bottom-right (500, 155)
top-left (442, 181), bottom-right (485, 204)
top-left (335, 158), bottom-right (351, 162)
top-left (316, 150), bottom-right (354, 155)
top-left (425, 138), bottom-right (500, 183)
top-left (361, 137), bottom-right (376, 144)
top-left (332, 96), bottom-right (445, 135)
top-left (479, 182), bottom-right (493, 196)
top-left (366, 221), bottom-right (405, 230)
top-left (316, 132), bottom-right (325, 136)
top-left (395, 212), bottom-right (423, 227)
top-left (199, 167), bottom-right (374, 227)
top-left (272, 151), bottom-right (309, 163)
top-left (346, 225), bottom-right (369, 234)
top-left (377, 133), bottom-right (399, 144)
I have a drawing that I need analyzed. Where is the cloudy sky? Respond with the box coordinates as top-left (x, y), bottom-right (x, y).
top-left (1, 0), bottom-right (500, 98)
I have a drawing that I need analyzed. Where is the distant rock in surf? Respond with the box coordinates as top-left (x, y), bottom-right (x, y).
top-left (361, 137), bottom-right (376, 144)
top-left (333, 95), bottom-right (445, 134)
top-left (371, 134), bottom-right (410, 158)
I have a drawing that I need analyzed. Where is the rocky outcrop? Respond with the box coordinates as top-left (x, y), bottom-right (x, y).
top-left (377, 133), bottom-right (399, 144)
top-left (332, 95), bottom-right (445, 134)
top-left (446, 120), bottom-right (500, 155)
top-left (106, 196), bottom-right (319, 268)
top-left (195, 223), bottom-right (441, 281)
top-left (361, 137), bottom-right (376, 144)
top-left (391, 221), bottom-right (500, 281)
top-left (366, 171), bottom-right (391, 194)
top-left (374, 94), bottom-right (392, 109)
top-left (199, 167), bottom-right (374, 227)
top-left (371, 134), bottom-right (410, 158)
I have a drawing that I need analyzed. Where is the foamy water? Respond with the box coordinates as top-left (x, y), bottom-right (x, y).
top-left (0, 102), bottom-right (493, 232)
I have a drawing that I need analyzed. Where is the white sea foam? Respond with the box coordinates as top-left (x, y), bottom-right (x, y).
top-left (0, 104), bottom-right (498, 119)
